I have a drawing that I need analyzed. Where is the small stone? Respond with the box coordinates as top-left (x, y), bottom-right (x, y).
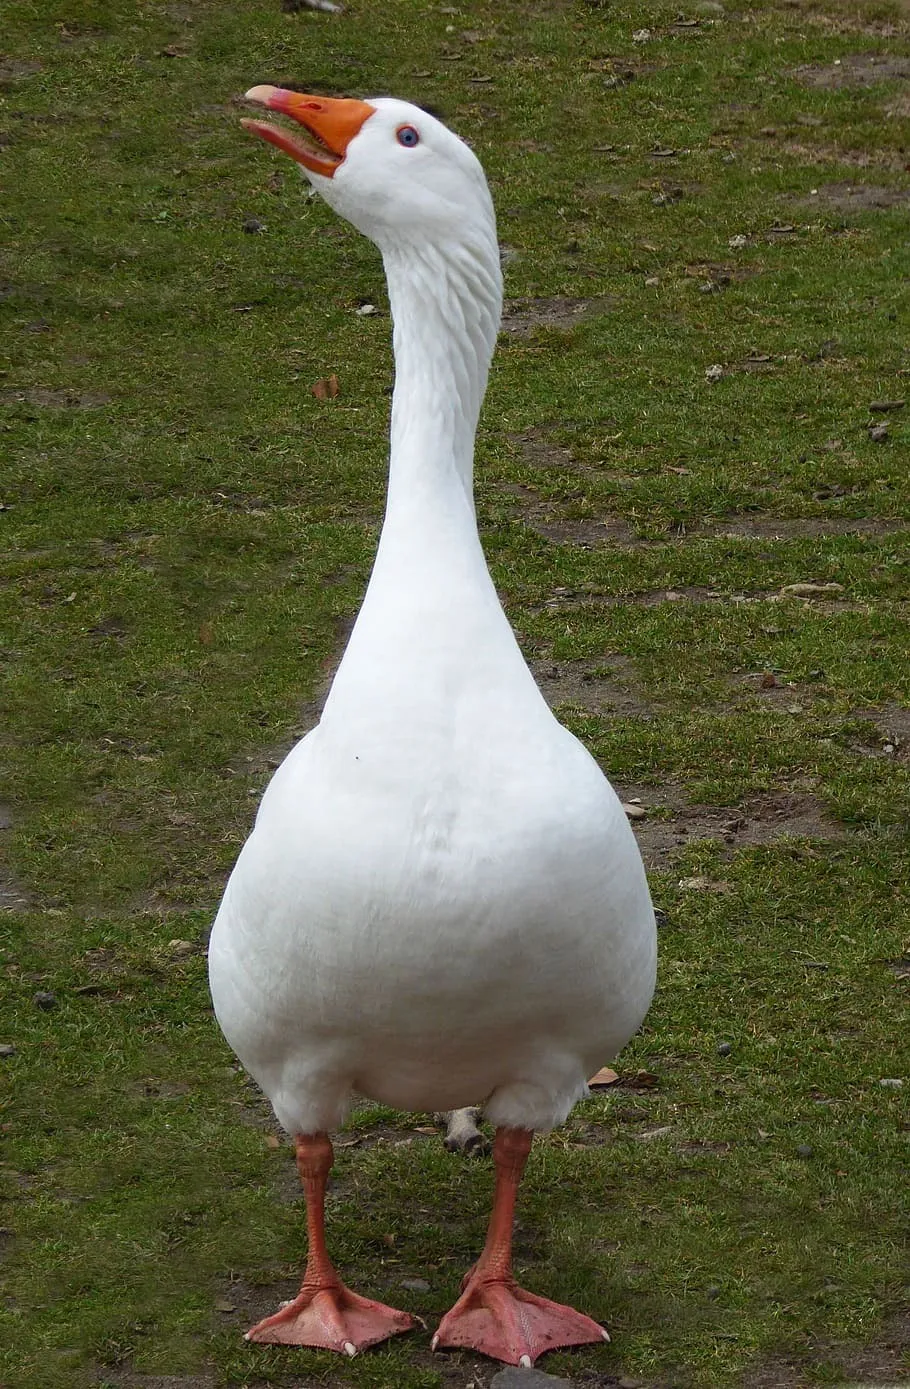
top-left (716, 1041), bottom-right (732, 1057)
top-left (796, 1144), bottom-right (814, 1159)
top-left (632, 28), bottom-right (652, 42)
top-left (622, 802), bottom-right (648, 820)
top-left (644, 275), bottom-right (660, 286)
top-left (167, 939), bottom-right (195, 957)
top-left (728, 234), bottom-right (748, 249)
top-left (356, 303), bottom-right (378, 316)
top-left (214, 1299), bottom-right (237, 1313)
top-left (868, 423), bottom-right (889, 442)
top-left (879, 1077), bottom-right (903, 1089)
top-left (242, 217), bottom-right (266, 234)
top-left (705, 363), bottom-right (724, 382)
top-left (33, 991), bottom-right (57, 1011)
top-left (0, 1044), bottom-right (16, 1058)
top-left (400, 1276), bottom-right (430, 1292)
top-left (706, 1284), bottom-right (721, 1299)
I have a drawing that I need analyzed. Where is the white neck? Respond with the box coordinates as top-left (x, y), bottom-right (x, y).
top-left (380, 233), bottom-right (502, 536)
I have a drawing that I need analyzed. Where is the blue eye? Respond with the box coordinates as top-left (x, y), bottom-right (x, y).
top-left (396, 125), bottom-right (420, 148)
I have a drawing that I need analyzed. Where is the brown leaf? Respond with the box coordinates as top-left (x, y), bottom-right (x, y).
top-left (781, 581), bottom-right (844, 597)
top-left (630, 1069), bottom-right (660, 1089)
top-left (265, 1134), bottom-right (281, 1149)
top-left (589, 1066), bottom-right (619, 1088)
top-left (413, 1125), bottom-right (438, 1135)
top-left (311, 374), bottom-right (339, 399)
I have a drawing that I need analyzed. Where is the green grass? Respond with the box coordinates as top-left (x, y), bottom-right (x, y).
top-left (1, 0), bottom-right (908, 1385)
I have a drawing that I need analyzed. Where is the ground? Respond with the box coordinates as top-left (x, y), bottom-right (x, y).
top-left (1, 0), bottom-right (908, 1386)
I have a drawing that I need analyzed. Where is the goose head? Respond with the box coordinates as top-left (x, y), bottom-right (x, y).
top-left (242, 88), bottom-right (497, 255)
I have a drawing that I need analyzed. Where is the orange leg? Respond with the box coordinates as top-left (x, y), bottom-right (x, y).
top-left (246, 1132), bottom-right (416, 1355)
top-left (432, 1127), bottom-right (609, 1367)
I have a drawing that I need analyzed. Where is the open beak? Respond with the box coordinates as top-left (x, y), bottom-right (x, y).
top-left (241, 86), bottom-right (375, 177)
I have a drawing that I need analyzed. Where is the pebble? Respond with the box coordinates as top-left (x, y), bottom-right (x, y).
top-left (705, 363), bottom-right (724, 382)
top-left (622, 802), bottom-right (648, 820)
top-left (399, 1276), bottom-right (429, 1292)
top-left (33, 991), bottom-right (57, 1011)
top-left (242, 217), bottom-right (266, 234)
top-left (707, 1284), bottom-right (721, 1299)
top-left (868, 423), bottom-right (889, 443)
top-left (728, 234), bottom-right (748, 249)
top-left (632, 28), bottom-right (652, 42)
top-left (796, 1144), bottom-right (814, 1159)
top-left (0, 1043), bottom-right (16, 1058)
top-left (879, 1078), bottom-right (903, 1089)
top-left (356, 303), bottom-right (378, 316)
top-left (716, 1041), bottom-right (732, 1057)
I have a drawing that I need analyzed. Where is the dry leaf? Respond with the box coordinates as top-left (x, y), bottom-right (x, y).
top-left (311, 374), bottom-right (340, 399)
top-left (781, 581), bottom-right (844, 597)
top-left (265, 1134), bottom-right (281, 1149)
top-left (589, 1066), bottom-right (619, 1088)
top-left (622, 802), bottom-right (648, 820)
top-left (630, 1069), bottom-right (660, 1089)
top-left (634, 1125), bottom-right (673, 1141)
top-left (413, 1125), bottom-right (438, 1135)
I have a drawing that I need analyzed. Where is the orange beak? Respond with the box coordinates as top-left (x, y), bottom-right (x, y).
top-left (241, 85), bottom-right (375, 177)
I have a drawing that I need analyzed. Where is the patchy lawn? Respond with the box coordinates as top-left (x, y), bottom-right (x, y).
top-left (1, 0), bottom-right (908, 1386)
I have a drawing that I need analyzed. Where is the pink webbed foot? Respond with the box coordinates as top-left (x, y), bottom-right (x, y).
top-left (246, 1279), bottom-right (416, 1354)
top-left (432, 1274), bottom-right (609, 1366)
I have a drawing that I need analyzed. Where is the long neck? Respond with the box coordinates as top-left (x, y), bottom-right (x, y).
top-left (380, 234), bottom-right (502, 530)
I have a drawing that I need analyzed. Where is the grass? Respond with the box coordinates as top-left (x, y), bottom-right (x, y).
top-left (1, 0), bottom-right (908, 1385)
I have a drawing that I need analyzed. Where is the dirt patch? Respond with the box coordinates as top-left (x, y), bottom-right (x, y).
top-left (703, 515), bottom-right (909, 541)
top-left (617, 784), bottom-right (850, 869)
top-left (0, 387), bottom-right (112, 409)
top-left (0, 805), bottom-right (31, 913)
top-left (806, 181), bottom-right (910, 212)
top-left (526, 512), bottom-right (642, 548)
top-left (0, 60), bottom-right (43, 86)
top-left (781, 141), bottom-right (908, 172)
top-left (500, 296), bottom-right (616, 336)
top-left (512, 430), bottom-right (580, 472)
top-left (531, 656), bottom-right (655, 719)
top-left (852, 703), bottom-right (910, 761)
top-left (744, 1310), bottom-right (910, 1389)
top-left (101, 1376), bottom-right (215, 1389)
top-left (792, 54), bottom-right (910, 89)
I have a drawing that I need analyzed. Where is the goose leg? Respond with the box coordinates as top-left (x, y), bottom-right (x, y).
top-left (432, 1127), bottom-right (609, 1367)
top-left (245, 1132), bottom-right (416, 1354)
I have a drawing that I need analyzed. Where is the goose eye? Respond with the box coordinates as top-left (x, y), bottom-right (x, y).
top-left (396, 125), bottom-right (420, 148)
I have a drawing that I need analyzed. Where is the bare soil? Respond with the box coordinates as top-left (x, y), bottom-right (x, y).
top-left (500, 296), bottom-right (616, 336)
top-left (615, 784), bottom-right (850, 869)
top-left (792, 54), bottom-right (910, 88)
top-left (530, 657), bottom-right (656, 720)
top-left (808, 182), bottom-right (910, 212)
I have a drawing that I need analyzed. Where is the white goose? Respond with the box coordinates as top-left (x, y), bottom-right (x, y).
top-left (208, 87), bottom-right (657, 1369)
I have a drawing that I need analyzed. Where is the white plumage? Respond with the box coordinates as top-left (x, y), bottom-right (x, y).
top-left (208, 89), bottom-right (657, 1365)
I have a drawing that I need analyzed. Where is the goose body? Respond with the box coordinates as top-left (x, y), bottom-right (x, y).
top-left (209, 89), bottom-right (657, 1365)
